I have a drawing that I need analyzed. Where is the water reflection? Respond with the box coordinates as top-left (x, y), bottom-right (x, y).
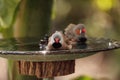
top-left (73, 43), bottom-right (87, 49)
top-left (0, 37), bottom-right (119, 52)
top-left (0, 37), bottom-right (40, 51)
top-left (0, 37), bottom-right (119, 61)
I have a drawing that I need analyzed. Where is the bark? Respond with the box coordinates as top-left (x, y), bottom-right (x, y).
top-left (17, 60), bottom-right (75, 78)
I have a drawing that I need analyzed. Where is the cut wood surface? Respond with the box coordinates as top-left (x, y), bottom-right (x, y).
top-left (17, 60), bottom-right (75, 78)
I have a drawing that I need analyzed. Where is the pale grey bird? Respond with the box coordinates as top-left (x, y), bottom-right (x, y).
top-left (46, 31), bottom-right (72, 50)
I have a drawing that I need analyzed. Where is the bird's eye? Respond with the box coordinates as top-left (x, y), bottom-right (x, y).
top-left (81, 28), bottom-right (86, 33)
top-left (75, 29), bottom-right (80, 35)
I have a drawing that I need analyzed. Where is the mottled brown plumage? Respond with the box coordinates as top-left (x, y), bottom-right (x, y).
top-left (64, 23), bottom-right (87, 44)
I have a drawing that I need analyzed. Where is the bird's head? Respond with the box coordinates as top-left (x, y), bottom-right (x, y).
top-left (74, 24), bottom-right (86, 35)
top-left (50, 31), bottom-right (63, 49)
top-left (73, 24), bottom-right (87, 43)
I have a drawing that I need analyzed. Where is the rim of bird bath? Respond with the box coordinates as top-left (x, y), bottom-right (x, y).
top-left (0, 37), bottom-right (119, 80)
top-left (0, 37), bottom-right (119, 62)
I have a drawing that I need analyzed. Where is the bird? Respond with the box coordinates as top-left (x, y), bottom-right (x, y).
top-left (64, 23), bottom-right (87, 44)
top-left (64, 23), bottom-right (76, 41)
top-left (46, 31), bottom-right (72, 50)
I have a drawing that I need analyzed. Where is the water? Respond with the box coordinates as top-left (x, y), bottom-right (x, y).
top-left (0, 37), bottom-right (40, 51)
top-left (0, 37), bottom-right (119, 61)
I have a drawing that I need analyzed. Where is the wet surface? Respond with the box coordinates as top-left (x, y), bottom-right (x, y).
top-left (0, 37), bottom-right (119, 61)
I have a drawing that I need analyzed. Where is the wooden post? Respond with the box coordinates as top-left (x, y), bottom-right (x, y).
top-left (17, 60), bottom-right (75, 78)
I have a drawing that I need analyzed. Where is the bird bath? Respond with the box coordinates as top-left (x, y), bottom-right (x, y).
top-left (0, 37), bottom-right (120, 80)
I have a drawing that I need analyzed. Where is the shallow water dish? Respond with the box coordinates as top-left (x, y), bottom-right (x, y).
top-left (0, 37), bottom-right (119, 62)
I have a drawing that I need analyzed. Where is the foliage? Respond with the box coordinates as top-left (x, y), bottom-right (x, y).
top-left (95, 0), bottom-right (114, 11)
top-left (0, 0), bottom-right (20, 37)
top-left (73, 76), bottom-right (94, 80)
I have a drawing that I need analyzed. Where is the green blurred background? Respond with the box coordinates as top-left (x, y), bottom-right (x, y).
top-left (0, 0), bottom-right (120, 80)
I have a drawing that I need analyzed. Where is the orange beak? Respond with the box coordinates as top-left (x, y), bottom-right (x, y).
top-left (55, 37), bottom-right (60, 43)
top-left (82, 28), bottom-right (86, 33)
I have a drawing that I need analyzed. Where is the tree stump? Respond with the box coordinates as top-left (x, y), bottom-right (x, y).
top-left (17, 60), bottom-right (75, 78)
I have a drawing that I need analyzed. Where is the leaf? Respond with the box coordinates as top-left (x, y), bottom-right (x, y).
top-left (0, 0), bottom-right (20, 37)
top-left (74, 76), bottom-right (94, 80)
